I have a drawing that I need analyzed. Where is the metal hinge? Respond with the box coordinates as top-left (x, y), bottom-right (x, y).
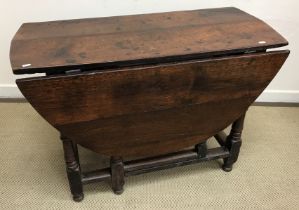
top-left (65, 69), bottom-right (82, 74)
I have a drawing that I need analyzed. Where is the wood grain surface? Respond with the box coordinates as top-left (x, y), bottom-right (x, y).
top-left (17, 51), bottom-right (289, 157)
top-left (10, 7), bottom-right (288, 74)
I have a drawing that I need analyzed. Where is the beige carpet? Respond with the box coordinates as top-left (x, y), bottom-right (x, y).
top-left (0, 102), bottom-right (298, 209)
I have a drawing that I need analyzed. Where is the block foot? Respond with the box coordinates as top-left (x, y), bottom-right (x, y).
top-left (73, 193), bottom-right (84, 202)
top-left (222, 164), bottom-right (233, 172)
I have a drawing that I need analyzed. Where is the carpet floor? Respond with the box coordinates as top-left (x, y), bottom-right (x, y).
top-left (0, 102), bottom-right (298, 209)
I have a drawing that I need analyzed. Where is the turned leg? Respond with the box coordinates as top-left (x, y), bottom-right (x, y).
top-left (110, 156), bottom-right (125, 194)
top-left (61, 135), bottom-right (84, 202)
top-left (222, 113), bottom-right (246, 172)
top-left (72, 141), bottom-right (80, 167)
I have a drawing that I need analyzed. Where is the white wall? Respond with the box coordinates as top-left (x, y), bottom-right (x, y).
top-left (0, 0), bottom-right (298, 102)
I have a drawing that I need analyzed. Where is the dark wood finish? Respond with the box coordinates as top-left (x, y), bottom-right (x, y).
top-left (80, 143), bottom-right (230, 186)
top-left (10, 7), bottom-right (290, 201)
top-left (124, 147), bottom-right (229, 176)
top-left (61, 135), bottom-right (84, 202)
top-left (82, 168), bottom-right (111, 185)
top-left (10, 7), bottom-right (288, 74)
top-left (110, 157), bottom-right (125, 194)
top-left (17, 51), bottom-right (289, 157)
top-left (74, 121), bottom-right (240, 200)
top-left (222, 113), bottom-right (246, 172)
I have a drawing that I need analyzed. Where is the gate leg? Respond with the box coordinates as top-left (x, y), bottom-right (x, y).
top-left (111, 156), bottom-right (125, 194)
top-left (222, 113), bottom-right (246, 172)
top-left (61, 135), bottom-right (84, 202)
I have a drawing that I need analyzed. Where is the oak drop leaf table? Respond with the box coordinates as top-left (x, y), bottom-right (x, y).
top-left (10, 7), bottom-right (289, 201)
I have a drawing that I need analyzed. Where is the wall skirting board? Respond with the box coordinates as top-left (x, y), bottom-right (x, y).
top-left (0, 85), bottom-right (24, 98)
top-left (256, 90), bottom-right (299, 103)
top-left (0, 84), bottom-right (299, 103)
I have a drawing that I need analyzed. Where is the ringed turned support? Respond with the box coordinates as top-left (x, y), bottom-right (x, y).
top-left (61, 135), bottom-right (84, 202)
top-left (222, 113), bottom-right (246, 172)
